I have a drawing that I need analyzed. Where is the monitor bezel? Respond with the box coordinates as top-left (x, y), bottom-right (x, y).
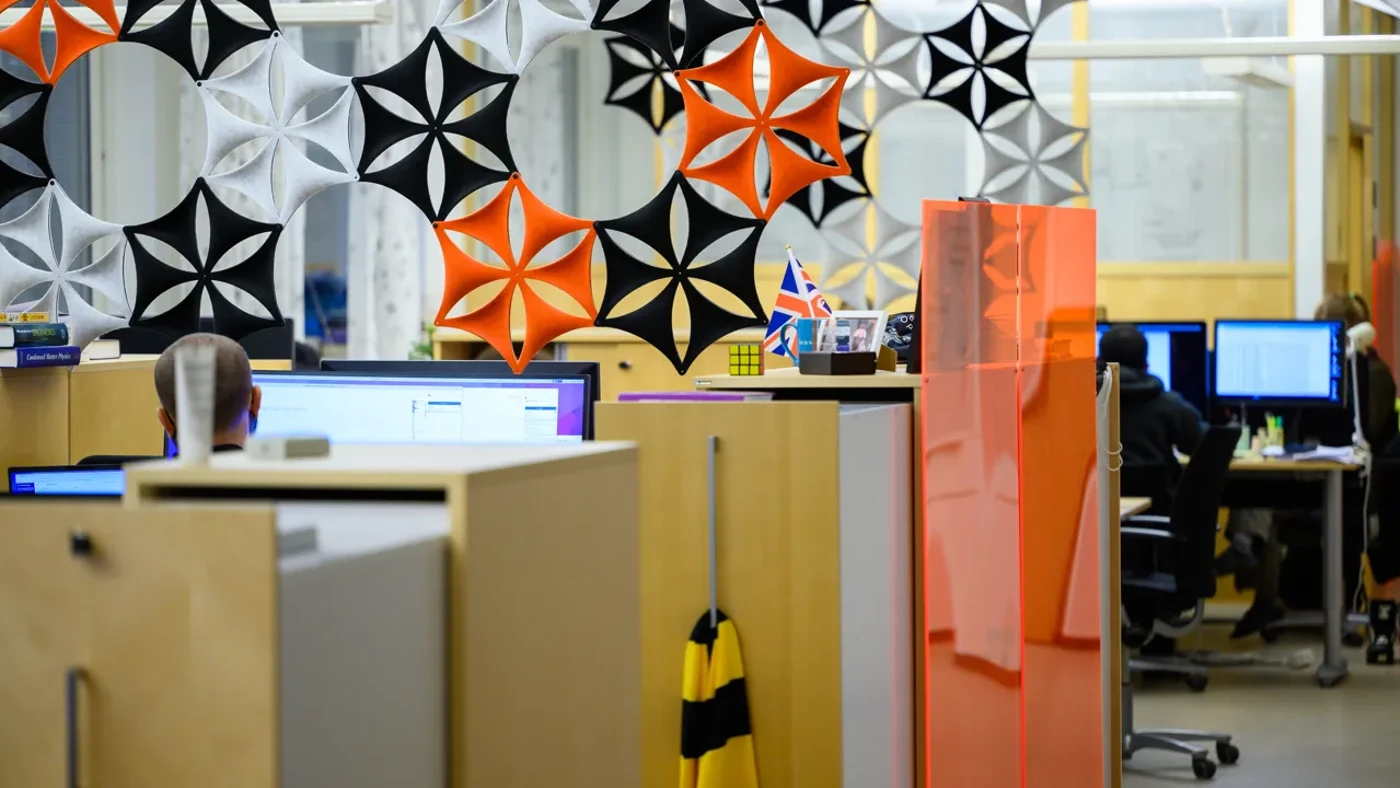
top-left (1096, 320), bottom-right (1210, 412)
top-left (249, 368), bottom-right (594, 443)
top-left (6, 464), bottom-right (125, 497)
top-left (317, 360), bottom-right (600, 437)
top-left (1211, 319), bottom-right (1346, 408)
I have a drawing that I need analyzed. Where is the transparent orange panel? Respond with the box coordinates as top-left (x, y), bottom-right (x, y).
top-left (1018, 205), bottom-right (1100, 788)
top-left (920, 200), bottom-right (1024, 788)
top-left (920, 201), bottom-right (1100, 788)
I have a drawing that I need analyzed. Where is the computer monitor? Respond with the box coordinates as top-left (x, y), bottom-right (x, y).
top-left (8, 465), bottom-right (124, 497)
top-left (320, 359), bottom-right (602, 410)
top-left (163, 371), bottom-right (591, 456)
top-left (1096, 321), bottom-right (1209, 413)
top-left (1213, 320), bottom-right (1345, 407)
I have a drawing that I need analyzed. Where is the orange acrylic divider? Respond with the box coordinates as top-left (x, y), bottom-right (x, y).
top-left (433, 173), bottom-right (598, 373)
top-left (1372, 241), bottom-right (1396, 368)
top-left (920, 200), bottom-right (1099, 788)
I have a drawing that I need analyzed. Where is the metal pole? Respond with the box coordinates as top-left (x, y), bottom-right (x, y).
top-left (708, 435), bottom-right (718, 629)
top-left (1318, 469), bottom-right (1349, 687)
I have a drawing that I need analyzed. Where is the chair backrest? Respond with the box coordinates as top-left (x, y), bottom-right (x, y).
top-left (1120, 463), bottom-right (1175, 516)
top-left (1167, 425), bottom-right (1242, 600)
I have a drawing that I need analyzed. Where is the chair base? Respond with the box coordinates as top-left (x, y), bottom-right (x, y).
top-left (1125, 653), bottom-right (1239, 779)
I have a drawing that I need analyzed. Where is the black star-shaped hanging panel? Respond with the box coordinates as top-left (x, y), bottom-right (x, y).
top-left (772, 124), bottom-right (869, 227)
top-left (761, 0), bottom-right (867, 35)
top-left (595, 172), bottom-right (767, 374)
top-left (120, 0), bottom-right (280, 80)
top-left (602, 36), bottom-right (686, 133)
top-left (0, 71), bottom-right (52, 208)
top-left (923, 3), bottom-right (1034, 130)
top-left (593, 0), bottom-right (761, 70)
top-left (124, 179), bottom-right (284, 341)
top-left (354, 28), bottom-right (518, 222)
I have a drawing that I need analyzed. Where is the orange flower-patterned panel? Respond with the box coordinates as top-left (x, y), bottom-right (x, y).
top-left (0, 0), bottom-right (118, 83)
top-left (675, 19), bottom-right (850, 221)
top-left (433, 173), bottom-right (598, 373)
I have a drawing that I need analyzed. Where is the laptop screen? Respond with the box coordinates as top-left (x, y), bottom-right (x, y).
top-left (9, 466), bottom-right (124, 497)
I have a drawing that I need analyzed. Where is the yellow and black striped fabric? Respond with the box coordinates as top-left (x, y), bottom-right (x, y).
top-left (680, 610), bottom-right (759, 788)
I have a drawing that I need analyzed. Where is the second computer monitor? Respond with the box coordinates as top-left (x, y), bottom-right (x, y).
top-left (1097, 321), bottom-right (1209, 413)
top-left (1213, 320), bottom-right (1345, 407)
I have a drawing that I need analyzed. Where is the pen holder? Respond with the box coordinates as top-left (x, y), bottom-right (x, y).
top-left (798, 352), bottom-right (877, 375)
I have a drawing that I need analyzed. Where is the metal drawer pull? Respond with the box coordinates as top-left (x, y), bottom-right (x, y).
top-left (66, 667), bottom-right (87, 788)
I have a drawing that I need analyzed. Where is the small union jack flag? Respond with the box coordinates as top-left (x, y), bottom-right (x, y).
top-left (763, 247), bottom-right (832, 357)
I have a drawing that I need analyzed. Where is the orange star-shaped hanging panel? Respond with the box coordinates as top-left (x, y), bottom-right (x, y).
top-left (0, 0), bottom-right (118, 83)
top-left (434, 173), bottom-right (598, 373)
top-left (675, 19), bottom-right (850, 221)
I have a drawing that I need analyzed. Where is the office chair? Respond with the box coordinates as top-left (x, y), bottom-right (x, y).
top-left (1121, 425), bottom-right (1242, 780)
top-left (1121, 463), bottom-right (1176, 516)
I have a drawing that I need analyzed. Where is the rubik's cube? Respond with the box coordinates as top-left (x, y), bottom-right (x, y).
top-left (728, 344), bottom-right (765, 376)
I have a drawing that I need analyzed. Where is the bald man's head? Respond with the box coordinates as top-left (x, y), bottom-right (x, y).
top-left (154, 333), bottom-right (261, 446)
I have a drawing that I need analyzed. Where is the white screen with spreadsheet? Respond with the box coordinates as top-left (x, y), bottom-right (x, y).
top-left (1214, 322), bottom-right (1338, 399)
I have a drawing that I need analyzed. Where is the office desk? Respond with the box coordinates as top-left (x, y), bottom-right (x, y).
top-left (1223, 457), bottom-right (1359, 687)
top-left (1121, 497), bottom-right (1152, 518)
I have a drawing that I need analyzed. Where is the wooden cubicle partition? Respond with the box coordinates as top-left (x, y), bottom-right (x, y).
top-left (0, 357), bottom-right (295, 487)
top-left (0, 367), bottom-right (70, 482)
top-left (596, 401), bottom-right (912, 788)
top-left (0, 502), bottom-right (283, 788)
top-left (123, 443), bottom-right (641, 788)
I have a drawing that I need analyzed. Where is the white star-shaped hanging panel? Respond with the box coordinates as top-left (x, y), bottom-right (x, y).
top-left (198, 33), bottom-right (358, 224)
top-left (435, 0), bottom-right (591, 75)
top-left (819, 198), bottom-right (921, 310)
top-left (0, 182), bottom-right (130, 348)
top-left (819, 7), bottom-right (924, 131)
top-left (979, 100), bottom-right (1088, 205)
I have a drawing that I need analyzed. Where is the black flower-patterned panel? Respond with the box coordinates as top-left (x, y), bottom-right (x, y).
top-left (923, 2), bottom-right (1034, 129)
top-left (594, 172), bottom-right (767, 374)
top-left (0, 68), bottom-right (51, 208)
top-left (125, 179), bottom-right (283, 340)
top-left (761, 0), bottom-right (867, 35)
top-left (354, 27), bottom-right (518, 222)
top-left (772, 124), bottom-right (869, 228)
top-left (120, 0), bottom-right (280, 80)
top-left (593, 0), bottom-right (762, 70)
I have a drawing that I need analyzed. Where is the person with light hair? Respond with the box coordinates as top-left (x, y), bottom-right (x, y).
top-left (153, 333), bottom-right (262, 453)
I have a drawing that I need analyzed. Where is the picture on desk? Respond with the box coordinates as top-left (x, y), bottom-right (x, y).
top-left (833, 311), bottom-right (887, 354)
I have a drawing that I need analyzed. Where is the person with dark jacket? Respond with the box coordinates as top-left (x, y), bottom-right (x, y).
top-left (1099, 325), bottom-right (1206, 476)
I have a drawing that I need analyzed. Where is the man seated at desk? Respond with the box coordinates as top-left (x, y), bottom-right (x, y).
top-left (155, 333), bottom-right (262, 454)
top-left (1099, 324), bottom-right (1206, 485)
top-left (1219, 294), bottom-right (1399, 638)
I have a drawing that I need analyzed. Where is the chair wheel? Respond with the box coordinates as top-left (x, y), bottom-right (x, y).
top-left (1185, 674), bottom-right (1209, 692)
top-left (1192, 758), bottom-right (1217, 779)
top-left (1217, 742), bottom-right (1240, 765)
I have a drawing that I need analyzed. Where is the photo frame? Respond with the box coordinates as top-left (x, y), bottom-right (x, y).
top-left (832, 310), bottom-right (888, 354)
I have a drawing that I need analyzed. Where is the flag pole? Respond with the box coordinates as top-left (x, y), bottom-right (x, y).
top-left (707, 435), bottom-right (719, 629)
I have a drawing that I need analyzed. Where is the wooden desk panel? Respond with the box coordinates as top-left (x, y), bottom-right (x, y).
top-left (70, 358), bottom-right (164, 460)
top-left (0, 368), bottom-right (70, 490)
top-left (1121, 497), bottom-right (1151, 518)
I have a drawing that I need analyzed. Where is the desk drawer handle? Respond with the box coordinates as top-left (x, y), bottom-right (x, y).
top-left (618, 360), bottom-right (632, 371)
top-left (69, 529), bottom-right (93, 558)
top-left (66, 667), bottom-right (86, 788)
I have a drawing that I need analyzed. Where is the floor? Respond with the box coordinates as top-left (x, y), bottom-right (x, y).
top-left (1125, 623), bottom-right (1400, 786)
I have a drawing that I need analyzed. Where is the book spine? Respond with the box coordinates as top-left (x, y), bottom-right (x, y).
top-left (13, 346), bottom-right (82, 367)
top-left (0, 311), bottom-right (53, 323)
top-left (9, 323), bottom-right (69, 347)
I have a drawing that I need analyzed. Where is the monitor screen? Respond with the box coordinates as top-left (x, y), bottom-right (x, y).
top-left (9, 466), bottom-right (124, 497)
top-left (1096, 322), bottom-right (1209, 413)
top-left (1213, 320), bottom-right (1345, 405)
top-left (246, 372), bottom-right (589, 446)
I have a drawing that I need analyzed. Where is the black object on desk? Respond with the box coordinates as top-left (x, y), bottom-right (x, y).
top-left (798, 352), bottom-right (877, 375)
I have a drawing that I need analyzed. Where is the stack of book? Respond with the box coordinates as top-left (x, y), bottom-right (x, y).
top-left (1, 312), bottom-right (79, 368)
